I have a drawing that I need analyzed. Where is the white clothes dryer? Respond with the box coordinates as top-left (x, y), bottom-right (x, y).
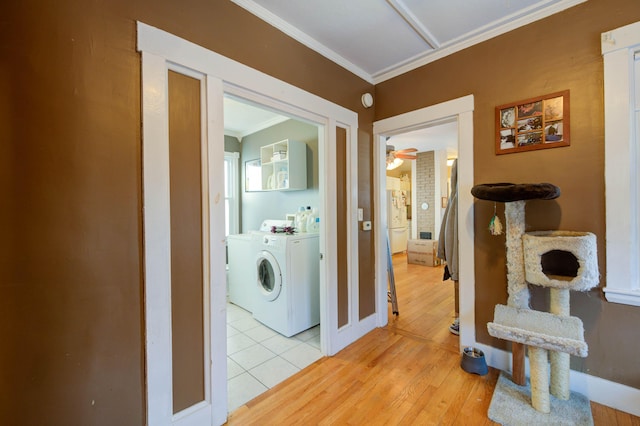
top-left (253, 232), bottom-right (320, 337)
top-left (227, 233), bottom-right (256, 312)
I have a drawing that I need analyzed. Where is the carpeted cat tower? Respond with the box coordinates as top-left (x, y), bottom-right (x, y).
top-left (471, 183), bottom-right (599, 425)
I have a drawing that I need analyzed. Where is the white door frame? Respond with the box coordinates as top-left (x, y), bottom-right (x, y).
top-left (138, 22), bottom-right (368, 425)
top-left (373, 96), bottom-right (476, 350)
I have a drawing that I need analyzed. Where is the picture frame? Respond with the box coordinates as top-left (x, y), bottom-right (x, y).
top-left (245, 159), bottom-right (262, 191)
top-left (496, 90), bottom-right (570, 155)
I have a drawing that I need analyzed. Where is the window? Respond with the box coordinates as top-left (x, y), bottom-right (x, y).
top-left (601, 21), bottom-right (640, 306)
top-left (224, 152), bottom-right (240, 236)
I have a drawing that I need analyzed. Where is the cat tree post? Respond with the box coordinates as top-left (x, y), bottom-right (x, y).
top-left (504, 200), bottom-right (528, 385)
top-left (528, 346), bottom-right (551, 412)
top-left (550, 288), bottom-right (570, 400)
top-left (504, 201), bottom-right (529, 309)
top-left (472, 183), bottom-right (561, 386)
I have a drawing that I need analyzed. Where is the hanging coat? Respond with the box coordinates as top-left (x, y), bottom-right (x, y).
top-left (437, 159), bottom-right (458, 281)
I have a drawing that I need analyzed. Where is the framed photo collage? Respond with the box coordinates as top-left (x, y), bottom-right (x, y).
top-left (496, 90), bottom-right (570, 155)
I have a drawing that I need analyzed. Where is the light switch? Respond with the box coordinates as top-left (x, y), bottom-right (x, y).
top-left (362, 221), bottom-right (372, 231)
top-left (358, 208), bottom-right (364, 221)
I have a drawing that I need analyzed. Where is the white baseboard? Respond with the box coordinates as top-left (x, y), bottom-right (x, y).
top-left (474, 344), bottom-right (640, 417)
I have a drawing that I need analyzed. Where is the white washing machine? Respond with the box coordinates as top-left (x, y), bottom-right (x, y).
top-left (253, 232), bottom-right (320, 337)
top-left (227, 233), bottom-right (256, 312)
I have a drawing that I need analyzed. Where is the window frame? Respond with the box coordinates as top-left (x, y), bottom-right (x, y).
top-left (601, 21), bottom-right (640, 306)
top-left (224, 151), bottom-right (240, 236)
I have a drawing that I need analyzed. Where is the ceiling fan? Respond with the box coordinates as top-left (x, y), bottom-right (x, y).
top-left (386, 145), bottom-right (417, 170)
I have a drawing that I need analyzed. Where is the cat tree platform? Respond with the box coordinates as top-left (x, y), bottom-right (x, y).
top-left (523, 230), bottom-right (599, 291)
top-left (488, 305), bottom-right (587, 357)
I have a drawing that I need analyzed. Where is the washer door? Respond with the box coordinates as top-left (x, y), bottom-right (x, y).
top-left (256, 250), bottom-right (282, 301)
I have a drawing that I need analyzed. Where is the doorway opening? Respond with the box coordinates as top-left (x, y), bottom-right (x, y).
top-left (383, 121), bottom-right (459, 334)
top-left (222, 95), bottom-right (324, 412)
top-left (373, 95), bottom-right (476, 351)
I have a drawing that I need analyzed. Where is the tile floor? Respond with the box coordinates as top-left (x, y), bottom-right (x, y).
top-left (227, 302), bottom-right (322, 413)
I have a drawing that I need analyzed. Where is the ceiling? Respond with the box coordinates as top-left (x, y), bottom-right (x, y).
top-left (231, 0), bottom-right (586, 84)
top-left (223, 96), bottom-right (291, 141)
top-left (225, 0), bottom-right (584, 150)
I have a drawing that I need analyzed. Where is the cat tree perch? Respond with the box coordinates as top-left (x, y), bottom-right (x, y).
top-left (471, 183), bottom-right (599, 415)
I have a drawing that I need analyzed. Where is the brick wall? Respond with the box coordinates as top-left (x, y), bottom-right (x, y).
top-left (415, 151), bottom-right (435, 238)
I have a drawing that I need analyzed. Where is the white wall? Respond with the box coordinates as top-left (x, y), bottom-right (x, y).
top-left (240, 119), bottom-right (320, 231)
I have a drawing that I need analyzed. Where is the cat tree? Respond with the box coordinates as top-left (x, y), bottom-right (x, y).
top-left (471, 183), bottom-right (599, 419)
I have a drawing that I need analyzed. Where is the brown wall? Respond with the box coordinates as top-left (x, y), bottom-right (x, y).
top-left (2, 1), bottom-right (373, 424)
top-left (376, 0), bottom-right (640, 389)
top-left (358, 126), bottom-right (377, 319)
top-left (4, 0), bottom-right (640, 423)
top-left (168, 71), bottom-right (205, 413)
top-left (336, 127), bottom-right (349, 327)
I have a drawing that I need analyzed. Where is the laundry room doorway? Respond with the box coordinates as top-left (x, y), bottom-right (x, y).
top-left (138, 22), bottom-right (370, 425)
top-left (222, 96), bottom-right (326, 412)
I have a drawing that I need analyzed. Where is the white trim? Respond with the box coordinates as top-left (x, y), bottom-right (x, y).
top-left (232, 115), bottom-right (290, 141)
top-left (603, 287), bottom-right (640, 305)
top-left (138, 21), bottom-right (364, 424)
top-left (602, 21), bottom-right (640, 307)
top-left (141, 50), bottom-right (174, 426)
top-left (136, 24), bottom-right (356, 129)
top-left (316, 122), bottom-right (333, 354)
top-left (602, 21), bottom-right (640, 55)
top-left (205, 75), bottom-right (228, 425)
top-left (328, 120), bottom-right (370, 355)
top-left (201, 68), bottom-right (215, 420)
top-left (409, 161), bottom-right (418, 239)
top-left (142, 58), bottom-right (219, 426)
top-left (224, 151), bottom-right (240, 236)
top-left (172, 402), bottom-right (211, 426)
top-left (197, 67), bottom-right (214, 424)
top-left (386, 0), bottom-right (440, 49)
top-left (373, 95), bottom-right (476, 350)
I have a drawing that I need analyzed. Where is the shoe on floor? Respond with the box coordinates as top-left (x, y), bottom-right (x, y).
top-left (449, 318), bottom-right (459, 335)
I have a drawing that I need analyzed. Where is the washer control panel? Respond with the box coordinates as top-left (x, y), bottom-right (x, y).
top-left (261, 235), bottom-right (285, 250)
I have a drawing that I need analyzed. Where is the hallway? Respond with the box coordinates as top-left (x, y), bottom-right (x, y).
top-left (227, 253), bottom-right (470, 423)
top-left (226, 253), bottom-right (639, 425)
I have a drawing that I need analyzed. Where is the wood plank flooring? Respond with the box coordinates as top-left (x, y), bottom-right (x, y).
top-left (226, 253), bottom-right (640, 425)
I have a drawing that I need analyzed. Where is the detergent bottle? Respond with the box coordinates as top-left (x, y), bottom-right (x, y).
top-left (296, 206), bottom-right (307, 233)
top-left (306, 207), bottom-right (319, 233)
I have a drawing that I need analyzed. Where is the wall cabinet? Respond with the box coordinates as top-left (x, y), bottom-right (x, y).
top-left (260, 139), bottom-right (307, 191)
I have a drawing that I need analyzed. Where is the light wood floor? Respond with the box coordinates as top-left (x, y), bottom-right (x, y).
top-left (227, 253), bottom-right (640, 425)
